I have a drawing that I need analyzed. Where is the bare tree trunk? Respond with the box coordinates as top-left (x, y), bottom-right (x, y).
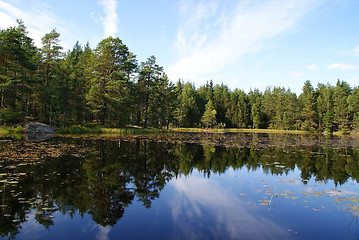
top-left (144, 94), bottom-right (149, 128)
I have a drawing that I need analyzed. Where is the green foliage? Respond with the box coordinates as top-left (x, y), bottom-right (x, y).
top-left (316, 83), bottom-right (334, 133)
top-left (299, 80), bottom-right (317, 131)
top-left (85, 37), bottom-right (136, 126)
top-left (1, 21), bottom-right (359, 134)
top-left (0, 109), bottom-right (23, 123)
top-left (0, 20), bottom-right (38, 118)
top-left (175, 82), bottom-right (200, 127)
top-left (227, 89), bottom-right (250, 128)
top-left (201, 99), bottom-right (217, 128)
top-left (136, 56), bottom-right (169, 128)
top-left (333, 80), bottom-right (351, 131)
top-left (249, 89), bottom-right (263, 129)
top-left (57, 126), bottom-right (171, 134)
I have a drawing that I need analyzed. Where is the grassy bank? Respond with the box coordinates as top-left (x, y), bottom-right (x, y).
top-left (0, 124), bottom-right (342, 136)
top-left (0, 126), bottom-right (23, 139)
top-left (0, 126), bottom-right (23, 135)
top-left (172, 128), bottom-right (312, 134)
top-left (56, 126), bottom-right (172, 135)
top-left (57, 126), bottom-right (314, 135)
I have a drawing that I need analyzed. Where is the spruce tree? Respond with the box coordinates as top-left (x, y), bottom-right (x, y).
top-left (201, 99), bottom-right (217, 128)
top-left (300, 80), bottom-right (317, 131)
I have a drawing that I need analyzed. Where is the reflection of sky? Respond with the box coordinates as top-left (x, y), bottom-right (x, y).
top-left (95, 225), bottom-right (111, 240)
top-left (16, 211), bottom-right (110, 240)
top-left (12, 167), bottom-right (359, 240)
top-left (168, 171), bottom-right (293, 240)
top-left (17, 214), bottom-right (47, 240)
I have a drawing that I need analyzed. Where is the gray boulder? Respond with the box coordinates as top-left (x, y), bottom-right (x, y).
top-left (23, 122), bottom-right (55, 141)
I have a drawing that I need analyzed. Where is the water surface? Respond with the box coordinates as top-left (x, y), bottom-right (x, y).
top-left (1, 133), bottom-right (359, 239)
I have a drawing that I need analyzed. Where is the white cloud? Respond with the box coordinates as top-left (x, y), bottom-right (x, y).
top-left (167, 0), bottom-right (324, 85)
top-left (290, 72), bottom-right (303, 77)
top-left (353, 45), bottom-right (359, 56)
top-left (0, 0), bottom-right (57, 47)
top-left (306, 64), bottom-right (317, 70)
top-left (98, 0), bottom-right (118, 38)
top-left (328, 63), bottom-right (359, 70)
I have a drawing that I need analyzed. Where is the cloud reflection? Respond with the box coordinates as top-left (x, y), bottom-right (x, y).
top-left (96, 225), bottom-right (111, 240)
top-left (169, 175), bottom-right (292, 240)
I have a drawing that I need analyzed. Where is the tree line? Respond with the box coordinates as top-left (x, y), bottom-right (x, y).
top-left (1, 21), bottom-right (359, 133)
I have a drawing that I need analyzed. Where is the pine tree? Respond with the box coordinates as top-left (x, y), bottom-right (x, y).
top-left (86, 37), bottom-right (136, 126)
top-left (137, 56), bottom-right (164, 128)
top-left (40, 29), bottom-right (63, 120)
top-left (248, 89), bottom-right (263, 129)
top-left (201, 99), bottom-right (217, 128)
top-left (0, 20), bottom-right (38, 122)
top-left (316, 83), bottom-right (334, 133)
top-left (176, 82), bottom-right (200, 127)
top-left (213, 84), bottom-right (230, 126)
top-left (197, 80), bottom-right (214, 118)
top-left (333, 80), bottom-right (351, 131)
top-left (348, 87), bottom-right (359, 130)
top-left (299, 80), bottom-right (317, 131)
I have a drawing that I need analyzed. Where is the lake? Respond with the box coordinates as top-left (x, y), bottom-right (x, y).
top-left (1, 133), bottom-right (359, 240)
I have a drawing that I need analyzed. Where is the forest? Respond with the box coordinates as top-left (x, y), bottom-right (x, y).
top-left (1, 21), bottom-right (359, 133)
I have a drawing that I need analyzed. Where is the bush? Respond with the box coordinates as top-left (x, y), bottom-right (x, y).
top-left (0, 109), bottom-right (23, 124)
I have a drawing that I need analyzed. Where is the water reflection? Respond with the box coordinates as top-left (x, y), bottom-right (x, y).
top-left (0, 134), bottom-right (359, 239)
top-left (170, 175), bottom-right (291, 239)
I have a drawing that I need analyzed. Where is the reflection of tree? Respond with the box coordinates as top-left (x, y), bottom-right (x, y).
top-left (174, 143), bottom-right (202, 176)
top-left (133, 140), bottom-right (159, 208)
top-left (131, 140), bottom-right (170, 208)
top-left (0, 186), bottom-right (25, 239)
top-left (81, 139), bottom-right (134, 226)
top-left (2, 135), bottom-right (359, 237)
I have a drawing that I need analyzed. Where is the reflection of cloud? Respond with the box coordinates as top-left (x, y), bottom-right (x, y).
top-left (17, 214), bottom-right (46, 239)
top-left (85, 222), bottom-right (111, 240)
top-left (326, 189), bottom-right (357, 197)
top-left (96, 225), bottom-right (111, 240)
top-left (169, 176), bottom-right (291, 240)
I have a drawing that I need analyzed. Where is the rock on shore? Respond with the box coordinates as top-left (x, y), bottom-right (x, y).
top-left (23, 122), bottom-right (55, 141)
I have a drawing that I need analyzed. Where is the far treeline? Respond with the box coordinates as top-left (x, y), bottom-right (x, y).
top-left (1, 21), bottom-right (359, 133)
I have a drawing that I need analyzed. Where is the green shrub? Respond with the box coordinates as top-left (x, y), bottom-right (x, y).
top-left (0, 109), bottom-right (23, 124)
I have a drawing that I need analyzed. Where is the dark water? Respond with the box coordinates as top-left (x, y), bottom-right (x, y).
top-left (1, 133), bottom-right (359, 240)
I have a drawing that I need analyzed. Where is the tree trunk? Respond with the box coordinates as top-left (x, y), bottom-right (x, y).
top-left (144, 94), bottom-right (149, 128)
top-left (101, 102), bottom-right (106, 126)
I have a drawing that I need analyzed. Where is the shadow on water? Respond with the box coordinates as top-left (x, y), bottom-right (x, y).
top-left (0, 133), bottom-right (359, 239)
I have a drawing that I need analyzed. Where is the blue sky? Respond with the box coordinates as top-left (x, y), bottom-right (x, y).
top-left (1, 0), bottom-right (358, 94)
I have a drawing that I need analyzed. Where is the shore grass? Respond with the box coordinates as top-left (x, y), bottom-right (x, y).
top-left (57, 126), bottom-right (314, 135)
top-left (0, 125), bottom-right (23, 134)
top-left (0, 126), bottom-right (23, 139)
top-left (0, 124), bottom-right (335, 136)
top-left (172, 128), bottom-right (312, 134)
top-left (56, 126), bottom-right (172, 135)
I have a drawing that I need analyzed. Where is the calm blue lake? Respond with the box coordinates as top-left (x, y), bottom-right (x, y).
top-left (1, 133), bottom-right (359, 239)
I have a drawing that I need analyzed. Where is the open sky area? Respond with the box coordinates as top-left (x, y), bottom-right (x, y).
top-left (1, 0), bottom-right (358, 94)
